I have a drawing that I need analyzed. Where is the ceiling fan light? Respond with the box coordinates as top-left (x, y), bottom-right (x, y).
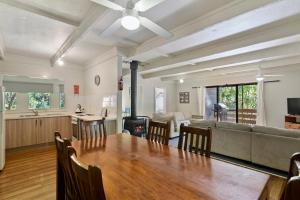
top-left (121, 15), bottom-right (140, 30)
top-left (256, 76), bottom-right (264, 81)
top-left (57, 58), bottom-right (64, 66)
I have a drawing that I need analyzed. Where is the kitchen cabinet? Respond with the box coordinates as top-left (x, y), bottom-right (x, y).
top-left (6, 118), bottom-right (38, 149)
top-left (5, 116), bottom-right (72, 149)
top-left (55, 116), bottom-right (72, 139)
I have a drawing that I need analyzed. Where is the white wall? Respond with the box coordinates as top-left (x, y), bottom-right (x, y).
top-left (123, 74), bottom-right (177, 117)
top-left (0, 53), bottom-right (85, 112)
top-left (264, 68), bottom-right (300, 128)
top-left (175, 65), bottom-right (300, 128)
top-left (83, 48), bottom-right (122, 115)
top-left (83, 47), bottom-right (123, 132)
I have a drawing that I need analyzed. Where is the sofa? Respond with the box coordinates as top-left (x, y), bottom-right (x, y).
top-left (190, 120), bottom-right (300, 172)
top-left (152, 112), bottom-right (190, 138)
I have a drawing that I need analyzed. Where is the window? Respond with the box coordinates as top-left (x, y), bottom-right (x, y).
top-left (205, 83), bottom-right (257, 124)
top-left (4, 92), bottom-right (16, 110)
top-left (59, 93), bottom-right (65, 108)
top-left (155, 88), bottom-right (166, 113)
top-left (28, 92), bottom-right (50, 109)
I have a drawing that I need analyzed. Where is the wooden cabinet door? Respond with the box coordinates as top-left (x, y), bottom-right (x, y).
top-left (21, 118), bottom-right (38, 147)
top-left (6, 118), bottom-right (37, 149)
top-left (37, 117), bottom-right (56, 144)
top-left (6, 119), bottom-right (22, 149)
top-left (55, 116), bottom-right (72, 139)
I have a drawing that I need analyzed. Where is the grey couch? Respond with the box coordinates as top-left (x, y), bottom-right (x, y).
top-left (190, 120), bottom-right (300, 172)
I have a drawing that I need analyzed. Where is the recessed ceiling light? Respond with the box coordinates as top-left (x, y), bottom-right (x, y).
top-left (42, 75), bottom-right (48, 79)
top-left (179, 79), bottom-right (184, 84)
top-left (57, 59), bottom-right (64, 66)
top-left (121, 15), bottom-right (140, 30)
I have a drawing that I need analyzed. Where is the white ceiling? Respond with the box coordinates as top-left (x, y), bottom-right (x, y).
top-left (0, 0), bottom-right (300, 81)
top-left (0, 3), bottom-right (75, 59)
top-left (0, 0), bottom-right (232, 65)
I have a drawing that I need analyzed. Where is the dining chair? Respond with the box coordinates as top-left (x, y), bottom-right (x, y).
top-left (146, 120), bottom-right (171, 145)
top-left (281, 152), bottom-right (300, 200)
top-left (67, 146), bottom-right (106, 200)
top-left (54, 132), bottom-right (78, 200)
top-left (81, 118), bottom-right (106, 139)
top-left (178, 124), bottom-right (212, 157)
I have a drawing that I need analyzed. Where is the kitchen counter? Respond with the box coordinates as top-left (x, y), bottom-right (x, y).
top-left (5, 112), bottom-right (116, 121)
top-left (71, 114), bottom-right (116, 121)
top-left (5, 112), bottom-right (71, 120)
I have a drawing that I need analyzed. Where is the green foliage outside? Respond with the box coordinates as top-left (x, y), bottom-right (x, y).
top-left (4, 92), bottom-right (17, 110)
top-left (238, 85), bottom-right (257, 109)
top-left (219, 85), bottom-right (257, 110)
top-left (219, 87), bottom-right (236, 109)
top-left (59, 93), bottom-right (65, 108)
top-left (28, 92), bottom-right (50, 109)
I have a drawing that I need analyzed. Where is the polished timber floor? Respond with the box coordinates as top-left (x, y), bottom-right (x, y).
top-left (0, 142), bottom-right (286, 200)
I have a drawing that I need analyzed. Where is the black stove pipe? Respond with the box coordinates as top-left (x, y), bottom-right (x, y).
top-left (130, 60), bottom-right (138, 120)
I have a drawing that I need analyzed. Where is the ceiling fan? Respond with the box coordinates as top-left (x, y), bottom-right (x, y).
top-left (91, 0), bottom-right (173, 38)
top-left (256, 63), bottom-right (283, 81)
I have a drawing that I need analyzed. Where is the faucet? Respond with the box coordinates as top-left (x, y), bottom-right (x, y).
top-left (32, 109), bottom-right (39, 116)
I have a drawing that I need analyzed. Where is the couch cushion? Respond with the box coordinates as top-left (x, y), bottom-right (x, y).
top-left (173, 112), bottom-right (185, 121)
top-left (216, 122), bottom-right (252, 132)
top-left (152, 113), bottom-right (174, 122)
top-left (190, 120), bottom-right (216, 128)
top-left (252, 132), bottom-right (300, 171)
top-left (252, 125), bottom-right (300, 138)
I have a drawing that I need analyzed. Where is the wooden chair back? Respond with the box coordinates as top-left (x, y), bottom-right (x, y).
top-left (67, 147), bottom-right (106, 200)
top-left (54, 132), bottom-right (77, 200)
top-left (81, 118), bottom-right (106, 139)
top-left (146, 120), bottom-right (171, 145)
top-left (282, 152), bottom-right (300, 200)
top-left (178, 124), bottom-right (212, 157)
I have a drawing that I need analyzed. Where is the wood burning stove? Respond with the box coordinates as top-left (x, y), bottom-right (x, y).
top-left (123, 60), bottom-right (149, 137)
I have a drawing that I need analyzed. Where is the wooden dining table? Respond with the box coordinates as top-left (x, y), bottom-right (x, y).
top-left (71, 134), bottom-right (270, 200)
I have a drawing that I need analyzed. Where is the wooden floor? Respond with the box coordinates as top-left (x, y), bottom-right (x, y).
top-left (0, 144), bottom-right (286, 200)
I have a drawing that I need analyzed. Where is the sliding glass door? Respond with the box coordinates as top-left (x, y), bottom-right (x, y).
top-left (238, 84), bottom-right (257, 124)
top-left (205, 84), bottom-right (257, 124)
top-left (219, 86), bottom-right (237, 122)
top-left (205, 87), bottom-right (217, 120)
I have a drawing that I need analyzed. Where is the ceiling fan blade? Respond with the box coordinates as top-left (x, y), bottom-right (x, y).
top-left (101, 18), bottom-right (122, 37)
top-left (90, 0), bottom-right (124, 11)
top-left (263, 74), bottom-right (284, 77)
top-left (139, 17), bottom-right (172, 38)
top-left (134, 0), bottom-right (166, 12)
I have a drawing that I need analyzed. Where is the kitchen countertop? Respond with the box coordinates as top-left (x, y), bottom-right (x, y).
top-left (71, 114), bottom-right (117, 121)
top-left (5, 112), bottom-right (117, 121)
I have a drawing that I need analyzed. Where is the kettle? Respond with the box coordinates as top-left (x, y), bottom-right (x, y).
top-left (75, 104), bottom-right (82, 113)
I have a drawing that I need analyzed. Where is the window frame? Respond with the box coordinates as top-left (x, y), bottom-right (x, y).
top-left (206, 82), bottom-right (257, 124)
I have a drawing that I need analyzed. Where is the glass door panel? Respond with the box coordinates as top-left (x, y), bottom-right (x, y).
top-left (218, 86), bottom-right (237, 122)
top-left (238, 85), bottom-right (257, 124)
top-left (205, 87), bottom-right (217, 120)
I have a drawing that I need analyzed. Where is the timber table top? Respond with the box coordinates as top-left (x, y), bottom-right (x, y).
top-left (71, 134), bottom-right (269, 200)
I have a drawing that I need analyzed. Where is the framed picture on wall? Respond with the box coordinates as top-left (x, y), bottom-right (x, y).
top-left (179, 92), bottom-right (190, 104)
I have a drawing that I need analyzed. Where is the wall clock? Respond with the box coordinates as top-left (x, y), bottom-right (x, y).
top-left (94, 75), bottom-right (101, 86)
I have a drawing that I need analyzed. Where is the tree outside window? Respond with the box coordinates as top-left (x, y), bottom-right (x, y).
top-left (4, 92), bottom-right (17, 110)
top-left (28, 92), bottom-right (50, 109)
